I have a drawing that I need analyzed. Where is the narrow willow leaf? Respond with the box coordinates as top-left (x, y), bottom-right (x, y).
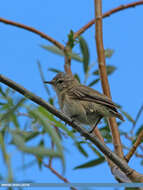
top-left (93, 65), bottom-right (116, 76)
top-left (79, 36), bottom-right (89, 73)
top-left (37, 106), bottom-right (75, 139)
top-left (37, 61), bottom-right (50, 95)
top-left (74, 157), bottom-right (105, 169)
top-left (0, 86), bottom-right (6, 97)
top-left (0, 132), bottom-right (7, 161)
top-left (88, 79), bottom-right (100, 87)
top-left (74, 74), bottom-right (80, 83)
top-left (41, 45), bottom-right (83, 62)
top-left (104, 48), bottom-right (114, 58)
top-left (0, 102), bottom-right (5, 105)
top-left (29, 108), bottom-right (63, 152)
top-left (120, 110), bottom-right (134, 123)
top-left (75, 142), bottom-right (88, 157)
top-left (135, 125), bottom-right (143, 136)
top-left (10, 130), bottom-right (39, 142)
top-left (48, 97), bottom-right (54, 105)
top-left (68, 30), bottom-right (75, 49)
top-left (48, 68), bottom-right (61, 73)
top-left (37, 139), bottom-right (45, 169)
top-left (28, 106), bottom-right (66, 173)
top-left (87, 143), bottom-right (102, 157)
top-left (0, 174), bottom-right (3, 180)
top-left (11, 114), bottom-right (19, 128)
top-left (11, 132), bottom-right (61, 158)
top-left (0, 97), bottom-right (26, 122)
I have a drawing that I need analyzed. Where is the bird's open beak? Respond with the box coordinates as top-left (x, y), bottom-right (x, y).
top-left (44, 80), bottom-right (54, 85)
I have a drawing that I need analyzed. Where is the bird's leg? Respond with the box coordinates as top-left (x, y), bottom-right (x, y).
top-left (64, 115), bottom-right (79, 126)
top-left (89, 116), bottom-right (102, 134)
top-left (70, 114), bottom-right (79, 125)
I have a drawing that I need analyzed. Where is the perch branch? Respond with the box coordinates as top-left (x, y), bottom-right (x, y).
top-left (0, 74), bottom-right (143, 182)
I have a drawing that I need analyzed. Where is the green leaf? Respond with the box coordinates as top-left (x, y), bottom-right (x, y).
top-left (0, 86), bottom-right (6, 97)
top-left (87, 143), bottom-right (102, 157)
top-left (11, 114), bottom-right (19, 128)
top-left (140, 160), bottom-right (143, 165)
top-left (41, 45), bottom-right (83, 62)
top-left (0, 132), bottom-right (7, 161)
top-left (93, 65), bottom-right (116, 76)
top-left (36, 106), bottom-right (75, 139)
top-left (48, 68), bottom-right (61, 73)
top-left (48, 97), bottom-right (54, 105)
top-left (120, 110), bottom-right (134, 123)
top-left (10, 129), bottom-right (39, 142)
top-left (29, 107), bottom-right (63, 152)
top-left (104, 49), bottom-right (114, 58)
top-left (37, 139), bottom-right (45, 169)
top-left (79, 36), bottom-right (89, 73)
top-left (74, 74), bottom-right (80, 83)
top-left (0, 173), bottom-right (3, 181)
top-left (37, 61), bottom-right (50, 95)
top-left (75, 142), bottom-right (88, 157)
top-left (11, 132), bottom-right (61, 158)
top-left (136, 125), bottom-right (143, 136)
top-left (88, 79), bottom-right (100, 87)
top-left (74, 157), bottom-right (105, 169)
top-left (0, 97), bottom-right (26, 122)
top-left (67, 30), bottom-right (75, 49)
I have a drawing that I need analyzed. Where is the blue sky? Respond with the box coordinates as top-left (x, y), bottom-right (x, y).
top-left (0, 0), bottom-right (143, 189)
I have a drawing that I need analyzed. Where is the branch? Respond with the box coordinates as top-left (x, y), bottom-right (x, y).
top-left (125, 130), bottom-right (143, 162)
top-left (0, 17), bottom-right (64, 51)
top-left (94, 0), bottom-right (123, 158)
top-left (64, 46), bottom-right (72, 75)
top-left (130, 105), bottom-right (143, 134)
top-left (74, 1), bottom-right (143, 39)
top-left (37, 158), bottom-right (77, 190)
top-left (0, 74), bottom-right (143, 182)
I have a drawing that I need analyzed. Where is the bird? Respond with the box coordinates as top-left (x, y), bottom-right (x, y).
top-left (44, 72), bottom-right (124, 133)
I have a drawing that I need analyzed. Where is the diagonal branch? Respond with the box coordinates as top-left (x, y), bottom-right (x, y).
top-left (74, 1), bottom-right (143, 39)
top-left (125, 130), bottom-right (143, 162)
top-left (0, 17), bottom-right (64, 51)
top-left (94, 0), bottom-right (124, 158)
top-left (0, 74), bottom-right (143, 182)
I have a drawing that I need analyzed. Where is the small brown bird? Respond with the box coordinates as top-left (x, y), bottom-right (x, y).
top-left (44, 72), bottom-right (124, 133)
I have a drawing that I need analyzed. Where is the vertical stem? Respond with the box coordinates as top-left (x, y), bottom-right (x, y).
top-left (64, 46), bottom-right (72, 75)
top-left (94, 0), bottom-right (124, 158)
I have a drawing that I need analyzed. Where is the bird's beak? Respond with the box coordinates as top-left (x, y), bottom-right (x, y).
top-left (44, 80), bottom-right (54, 85)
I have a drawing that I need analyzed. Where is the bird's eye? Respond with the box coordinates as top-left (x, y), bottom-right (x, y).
top-left (57, 80), bottom-right (64, 84)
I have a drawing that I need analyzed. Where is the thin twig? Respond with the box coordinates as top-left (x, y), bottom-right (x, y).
top-left (94, 0), bottom-right (124, 158)
top-left (37, 158), bottom-right (77, 190)
top-left (130, 105), bottom-right (143, 135)
top-left (64, 46), bottom-right (72, 75)
top-left (0, 74), bottom-right (143, 182)
top-left (0, 17), bottom-right (64, 51)
top-left (74, 1), bottom-right (143, 39)
top-left (123, 145), bottom-right (143, 159)
top-left (45, 164), bottom-right (77, 190)
top-left (125, 130), bottom-right (143, 162)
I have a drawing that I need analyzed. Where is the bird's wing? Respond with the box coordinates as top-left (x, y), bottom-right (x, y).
top-left (69, 84), bottom-right (118, 109)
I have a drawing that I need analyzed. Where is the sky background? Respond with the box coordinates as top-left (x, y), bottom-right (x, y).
top-left (0, 0), bottom-right (143, 189)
